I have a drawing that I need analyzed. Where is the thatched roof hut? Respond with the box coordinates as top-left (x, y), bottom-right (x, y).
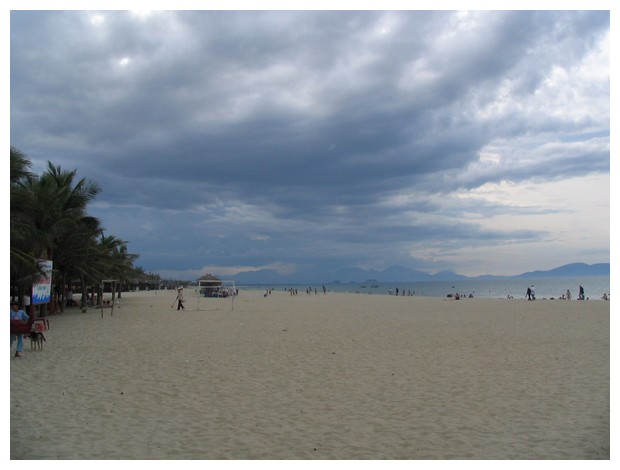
top-left (197, 273), bottom-right (223, 297)
top-left (197, 273), bottom-right (222, 285)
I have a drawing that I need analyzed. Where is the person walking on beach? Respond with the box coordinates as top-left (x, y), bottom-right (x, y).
top-left (10, 302), bottom-right (29, 357)
top-left (175, 287), bottom-right (186, 310)
top-left (526, 286), bottom-right (532, 300)
top-left (579, 285), bottom-right (585, 300)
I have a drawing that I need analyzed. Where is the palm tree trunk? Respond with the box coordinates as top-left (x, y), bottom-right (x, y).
top-left (60, 271), bottom-right (66, 313)
top-left (80, 274), bottom-right (88, 309)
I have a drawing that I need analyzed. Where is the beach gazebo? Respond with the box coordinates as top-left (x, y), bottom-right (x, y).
top-left (197, 273), bottom-right (223, 297)
top-left (196, 274), bottom-right (236, 311)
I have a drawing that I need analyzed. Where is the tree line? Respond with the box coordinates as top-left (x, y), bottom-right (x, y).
top-left (10, 146), bottom-right (159, 313)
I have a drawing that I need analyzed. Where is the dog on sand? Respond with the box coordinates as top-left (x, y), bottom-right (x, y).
top-left (29, 331), bottom-right (46, 350)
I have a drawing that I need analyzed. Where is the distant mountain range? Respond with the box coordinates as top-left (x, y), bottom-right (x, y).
top-left (217, 262), bottom-right (609, 285)
top-left (512, 263), bottom-right (610, 279)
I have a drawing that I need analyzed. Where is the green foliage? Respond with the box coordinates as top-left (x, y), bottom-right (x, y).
top-left (10, 146), bottom-right (145, 298)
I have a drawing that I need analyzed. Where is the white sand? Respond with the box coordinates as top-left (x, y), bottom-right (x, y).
top-left (9, 289), bottom-right (609, 459)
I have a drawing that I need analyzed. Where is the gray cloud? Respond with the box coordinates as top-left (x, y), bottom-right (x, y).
top-left (10, 10), bottom-right (610, 278)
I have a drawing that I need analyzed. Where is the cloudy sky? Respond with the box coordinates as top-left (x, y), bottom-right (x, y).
top-left (9, 6), bottom-right (611, 281)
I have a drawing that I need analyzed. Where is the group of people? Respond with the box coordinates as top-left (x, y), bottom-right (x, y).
top-left (303, 286), bottom-right (328, 295)
top-left (563, 285), bottom-right (586, 300)
top-left (526, 286), bottom-right (536, 300)
top-left (389, 288), bottom-right (417, 296)
top-left (527, 284), bottom-right (587, 301)
top-left (272, 286), bottom-right (329, 296)
top-left (452, 292), bottom-right (474, 300)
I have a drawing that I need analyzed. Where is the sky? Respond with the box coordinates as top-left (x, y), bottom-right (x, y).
top-left (7, 3), bottom-right (612, 282)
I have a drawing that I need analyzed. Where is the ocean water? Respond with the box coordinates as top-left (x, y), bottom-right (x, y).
top-left (241, 276), bottom-right (610, 300)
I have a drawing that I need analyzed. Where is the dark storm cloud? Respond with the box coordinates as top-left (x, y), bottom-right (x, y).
top-left (10, 10), bottom-right (610, 278)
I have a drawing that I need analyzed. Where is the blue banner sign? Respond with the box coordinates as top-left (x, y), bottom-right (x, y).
top-left (32, 259), bottom-right (53, 305)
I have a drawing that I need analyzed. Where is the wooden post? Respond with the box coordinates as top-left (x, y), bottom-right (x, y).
top-left (101, 280), bottom-right (118, 318)
top-left (111, 281), bottom-right (116, 317)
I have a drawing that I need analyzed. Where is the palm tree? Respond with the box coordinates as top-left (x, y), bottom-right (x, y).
top-left (32, 161), bottom-right (101, 258)
top-left (10, 146), bottom-right (34, 183)
top-left (11, 157), bottom-right (102, 310)
top-left (10, 148), bottom-right (144, 311)
top-left (91, 234), bottom-right (138, 301)
top-left (10, 147), bottom-right (40, 303)
top-left (53, 216), bottom-right (103, 311)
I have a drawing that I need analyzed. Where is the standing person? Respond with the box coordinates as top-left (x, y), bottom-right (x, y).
top-left (10, 302), bottom-right (29, 358)
top-left (526, 286), bottom-right (532, 300)
top-left (531, 286), bottom-right (535, 300)
top-left (22, 292), bottom-right (31, 312)
top-left (176, 287), bottom-right (185, 310)
top-left (66, 288), bottom-right (73, 307)
top-left (579, 285), bottom-right (585, 300)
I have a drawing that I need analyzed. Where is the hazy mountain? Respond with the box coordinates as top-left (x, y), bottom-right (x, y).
top-left (514, 263), bottom-right (609, 279)
top-left (218, 262), bottom-right (609, 285)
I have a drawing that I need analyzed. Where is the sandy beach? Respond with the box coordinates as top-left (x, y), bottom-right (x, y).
top-left (9, 289), bottom-right (609, 460)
